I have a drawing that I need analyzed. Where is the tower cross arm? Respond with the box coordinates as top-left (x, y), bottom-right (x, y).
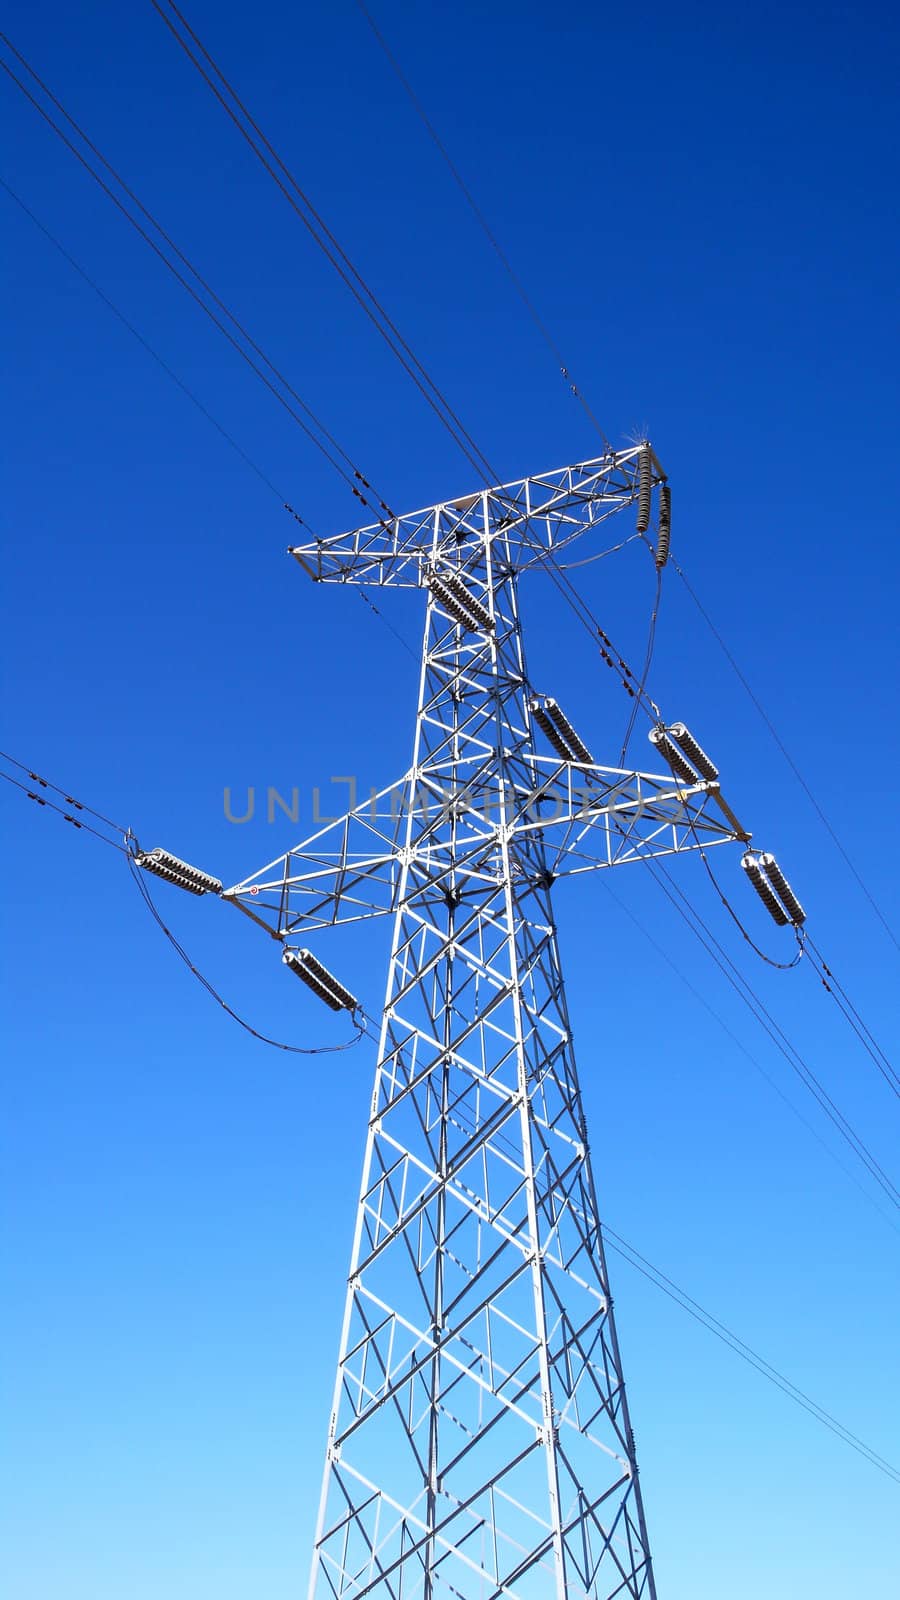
top-left (220, 763), bottom-right (749, 943)
top-left (505, 760), bottom-right (750, 878)
top-left (289, 448), bottom-right (660, 587)
top-left (221, 773), bottom-right (422, 938)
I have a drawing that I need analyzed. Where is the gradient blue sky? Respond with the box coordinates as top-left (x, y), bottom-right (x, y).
top-left (2, 2), bottom-right (899, 1596)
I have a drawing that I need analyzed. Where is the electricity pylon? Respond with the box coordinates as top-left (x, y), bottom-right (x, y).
top-left (224, 448), bottom-right (748, 1599)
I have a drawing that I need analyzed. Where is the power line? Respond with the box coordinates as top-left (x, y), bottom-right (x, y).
top-left (148, 2), bottom-right (664, 736)
top-left (1, 176), bottom-right (286, 502)
top-left (3, 176), bottom-right (422, 661)
top-left (353, 0), bottom-right (613, 453)
top-left (0, 3), bottom-right (646, 736)
top-left (10, 27), bottom-right (893, 1171)
top-left (0, 767), bottom-right (129, 854)
top-left (645, 854), bottom-right (900, 1213)
top-left (127, 847), bottom-right (366, 1054)
top-left (10, 735), bottom-right (891, 1226)
top-left (351, 2), bottom-right (900, 971)
top-left (12, 39), bottom-right (889, 1186)
top-left (0, 747), bottom-right (128, 834)
top-left (451, 1093), bottom-right (900, 1481)
top-left (151, 0), bottom-right (498, 493)
top-left (10, 4), bottom-right (892, 1224)
top-left (602, 1225), bottom-right (900, 1485)
top-left (669, 555), bottom-right (900, 962)
top-left (0, 747), bottom-right (367, 1054)
top-left (0, 34), bottom-right (393, 523)
top-left (356, 588), bottom-right (419, 662)
top-left (683, 808), bottom-right (805, 975)
top-left (595, 870), bottom-right (900, 1236)
top-left (804, 935), bottom-right (900, 1102)
top-left (619, 562), bottom-right (662, 764)
top-left (681, 818), bottom-right (899, 1110)
top-left (341, 5), bottom-right (900, 1244)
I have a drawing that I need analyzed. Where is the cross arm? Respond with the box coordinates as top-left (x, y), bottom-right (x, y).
top-left (504, 760), bottom-right (750, 879)
top-left (289, 448), bottom-right (664, 587)
top-left (221, 777), bottom-right (414, 937)
top-left (222, 760), bottom-right (749, 944)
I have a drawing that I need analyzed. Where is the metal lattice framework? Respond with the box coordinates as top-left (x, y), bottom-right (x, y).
top-left (225, 449), bottom-right (749, 1599)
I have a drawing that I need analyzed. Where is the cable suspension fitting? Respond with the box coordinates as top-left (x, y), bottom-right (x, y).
top-left (742, 851), bottom-right (806, 928)
top-left (656, 483), bottom-right (671, 569)
top-left (426, 569), bottom-right (493, 634)
top-left (283, 948), bottom-right (360, 1015)
top-left (529, 697), bottom-right (594, 765)
top-left (649, 722), bottom-right (719, 786)
top-left (135, 846), bottom-right (223, 896)
top-left (635, 443), bottom-right (652, 533)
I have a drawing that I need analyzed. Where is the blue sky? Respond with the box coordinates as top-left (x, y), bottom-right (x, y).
top-left (2, 2), bottom-right (899, 1596)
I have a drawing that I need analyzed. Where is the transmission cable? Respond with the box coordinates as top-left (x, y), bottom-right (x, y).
top-left (677, 745), bottom-right (900, 1101)
top-left (148, 1), bottom-right (663, 735)
top-left (126, 846), bottom-right (366, 1054)
top-left (685, 819), bottom-right (899, 1099)
top-left (681, 808), bottom-right (805, 974)
top-left (0, 766), bottom-right (129, 854)
top-left (0, 35), bottom-right (394, 526)
top-left (595, 869), bottom-right (900, 1236)
top-left (354, 0), bottom-right (613, 454)
top-left (803, 935), bottom-right (900, 1102)
top-left (0, 746), bottom-right (128, 837)
top-left (23, 173), bottom-right (430, 668)
top-left (556, 532), bottom-right (641, 569)
top-left (352, 0), bottom-right (900, 970)
top-left (619, 562), bottom-right (663, 764)
top-left (0, 748), bottom-right (365, 1055)
top-left (4, 176), bottom-right (422, 660)
top-left (151, 0), bottom-right (499, 492)
top-left (16, 22), bottom-right (885, 1121)
top-left (1, 176), bottom-right (286, 503)
top-left (643, 852), bottom-right (900, 1211)
top-left (448, 1095), bottom-right (900, 1480)
top-left (7, 60), bottom-right (889, 1162)
top-left (13, 17), bottom-right (895, 1491)
top-left (669, 554), bottom-right (900, 962)
top-left (602, 1225), bottom-right (900, 1485)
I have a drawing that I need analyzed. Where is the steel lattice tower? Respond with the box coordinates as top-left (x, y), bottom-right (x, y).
top-left (225, 450), bottom-right (746, 1599)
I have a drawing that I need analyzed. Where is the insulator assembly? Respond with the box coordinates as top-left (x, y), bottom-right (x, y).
top-left (136, 847), bottom-right (223, 896)
top-left (530, 697), bottom-right (593, 764)
top-left (545, 700), bottom-right (593, 764)
top-left (668, 722), bottom-right (719, 782)
top-left (656, 484), bottom-right (671, 568)
top-left (759, 853), bottom-right (806, 926)
top-left (648, 726), bottom-right (701, 786)
top-left (283, 948), bottom-right (359, 1013)
top-left (427, 569), bottom-right (494, 634)
top-left (531, 702), bottom-right (571, 761)
top-left (636, 443), bottom-right (652, 534)
top-left (741, 853), bottom-right (790, 926)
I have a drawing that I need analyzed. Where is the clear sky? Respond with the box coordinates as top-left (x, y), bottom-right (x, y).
top-left (2, 2), bottom-right (899, 1596)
